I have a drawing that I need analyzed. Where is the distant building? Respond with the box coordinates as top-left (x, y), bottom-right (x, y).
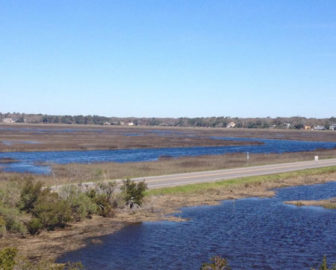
top-left (2, 118), bottom-right (15, 124)
top-left (128, 122), bottom-right (134, 126)
top-left (285, 123), bottom-right (291, 129)
top-left (103, 122), bottom-right (111, 126)
top-left (330, 124), bottom-right (336, 131)
top-left (226, 122), bottom-right (236, 128)
top-left (313, 125), bottom-right (326, 130)
top-left (304, 125), bottom-right (312, 130)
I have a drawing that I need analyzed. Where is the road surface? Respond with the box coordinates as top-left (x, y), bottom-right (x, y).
top-left (51, 158), bottom-right (336, 192)
top-left (133, 158), bottom-right (336, 189)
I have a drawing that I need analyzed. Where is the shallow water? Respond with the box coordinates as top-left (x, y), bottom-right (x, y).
top-left (0, 137), bottom-right (336, 174)
top-left (57, 182), bottom-right (336, 270)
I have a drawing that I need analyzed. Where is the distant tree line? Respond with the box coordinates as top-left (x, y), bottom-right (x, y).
top-left (1, 113), bottom-right (335, 130)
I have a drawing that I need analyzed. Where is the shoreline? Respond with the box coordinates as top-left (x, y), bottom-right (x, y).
top-left (2, 167), bottom-right (336, 262)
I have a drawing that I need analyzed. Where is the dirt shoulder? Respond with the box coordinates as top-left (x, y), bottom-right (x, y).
top-left (1, 167), bottom-right (336, 262)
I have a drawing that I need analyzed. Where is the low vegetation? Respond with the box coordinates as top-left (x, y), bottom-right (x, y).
top-left (200, 256), bottom-right (336, 270)
top-left (0, 178), bottom-right (147, 236)
top-left (201, 256), bottom-right (231, 270)
top-left (0, 247), bottom-right (83, 270)
top-left (286, 197), bottom-right (336, 209)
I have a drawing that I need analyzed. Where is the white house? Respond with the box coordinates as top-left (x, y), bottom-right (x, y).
top-left (226, 122), bottom-right (236, 128)
top-left (330, 124), bottom-right (336, 131)
top-left (313, 125), bottom-right (326, 130)
top-left (2, 118), bottom-right (15, 124)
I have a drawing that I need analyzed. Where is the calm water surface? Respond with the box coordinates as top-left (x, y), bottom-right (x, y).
top-left (0, 137), bottom-right (336, 174)
top-left (58, 182), bottom-right (336, 270)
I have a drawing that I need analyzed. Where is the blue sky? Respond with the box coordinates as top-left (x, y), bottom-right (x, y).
top-left (0, 0), bottom-right (335, 118)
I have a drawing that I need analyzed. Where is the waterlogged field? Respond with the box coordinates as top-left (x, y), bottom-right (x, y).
top-left (58, 182), bottom-right (336, 270)
top-left (0, 137), bottom-right (336, 174)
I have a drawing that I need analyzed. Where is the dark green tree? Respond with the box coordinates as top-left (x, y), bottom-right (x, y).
top-left (121, 179), bottom-right (147, 208)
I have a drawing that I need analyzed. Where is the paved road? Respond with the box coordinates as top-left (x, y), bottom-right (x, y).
top-left (133, 158), bottom-right (336, 189)
top-left (51, 158), bottom-right (336, 191)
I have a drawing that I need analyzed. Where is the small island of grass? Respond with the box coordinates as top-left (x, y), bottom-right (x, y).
top-left (285, 198), bottom-right (336, 209)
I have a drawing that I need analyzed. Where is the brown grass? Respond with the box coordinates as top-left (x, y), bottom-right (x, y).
top-left (285, 198), bottom-right (336, 209)
top-left (1, 123), bottom-right (336, 152)
top-left (0, 124), bottom-right (263, 152)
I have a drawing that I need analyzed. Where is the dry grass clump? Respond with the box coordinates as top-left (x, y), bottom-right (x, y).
top-left (286, 197), bottom-right (336, 209)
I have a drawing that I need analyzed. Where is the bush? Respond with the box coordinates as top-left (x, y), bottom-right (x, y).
top-left (31, 190), bottom-right (72, 230)
top-left (59, 186), bottom-right (98, 221)
top-left (68, 193), bottom-right (97, 221)
top-left (121, 179), bottom-right (147, 208)
top-left (0, 247), bottom-right (17, 270)
top-left (18, 180), bottom-right (43, 212)
top-left (0, 216), bottom-right (6, 238)
top-left (0, 181), bottom-right (22, 209)
top-left (0, 205), bottom-right (26, 235)
top-left (86, 190), bottom-right (114, 217)
top-left (27, 218), bottom-right (43, 235)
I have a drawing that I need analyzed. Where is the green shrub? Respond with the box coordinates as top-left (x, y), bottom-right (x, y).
top-left (68, 193), bottom-right (97, 221)
top-left (0, 247), bottom-right (17, 270)
top-left (31, 190), bottom-right (72, 230)
top-left (0, 181), bottom-right (22, 209)
top-left (18, 180), bottom-right (43, 212)
top-left (95, 182), bottom-right (116, 201)
top-left (0, 216), bottom-right (6, 238)
top-left (0, 206), bottom-right (26, 235)
top-left (121, 179), bottom-right (147, 207)
top-left (93, 194), bottom-right (114, 217)
top-left (27, 217), bottom-right (43, 235)
top-left (59, 186), bottom-right (98, 221)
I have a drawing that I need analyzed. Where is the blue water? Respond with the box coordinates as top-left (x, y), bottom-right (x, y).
top-left (57, 182), bottom-right (336, 270)
top-left (0, 137), bottom-right (336, 174)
